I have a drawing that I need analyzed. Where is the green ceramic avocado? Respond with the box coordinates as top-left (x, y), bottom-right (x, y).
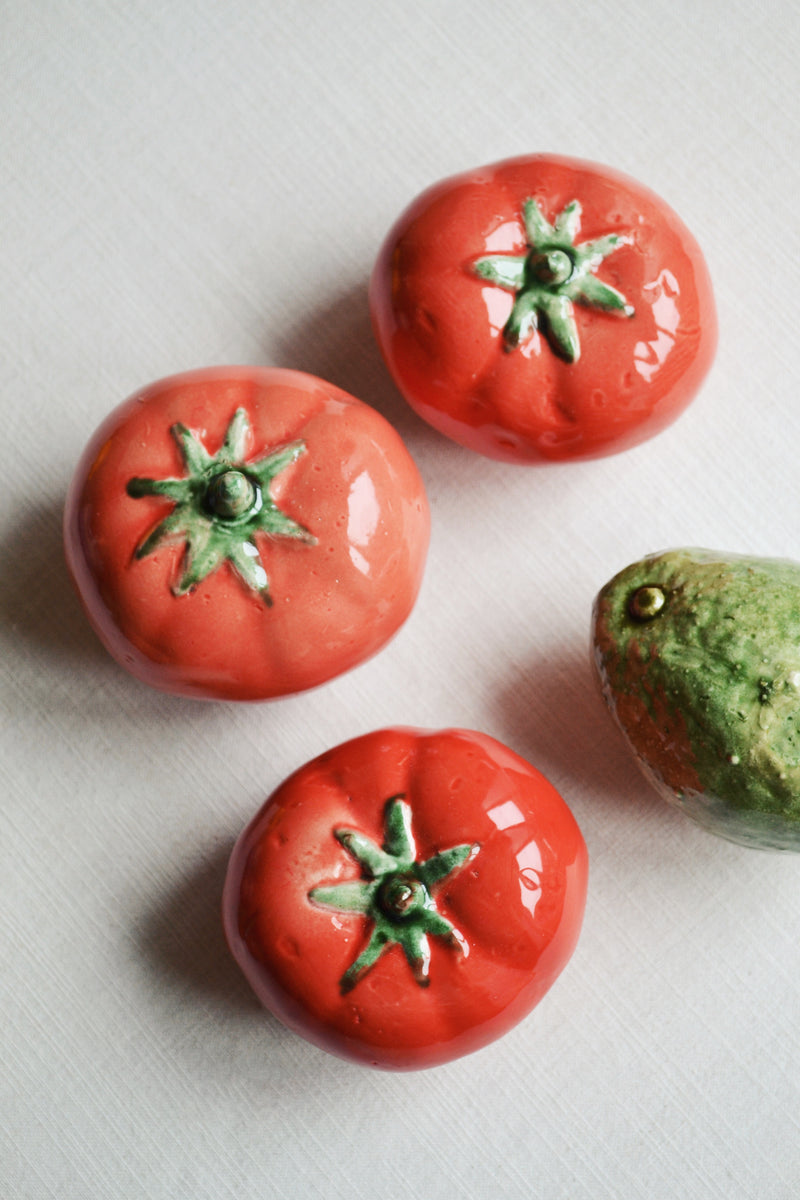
top-left (592, 548), bottom-right (800, 851)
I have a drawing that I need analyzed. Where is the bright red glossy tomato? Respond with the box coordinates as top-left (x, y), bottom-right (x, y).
top-left (64, 367), bottom-right (430, 700)
top-left (370, 154), bottom-right (717, 463)
top-left (223, 727), bottom-right (588, 1070)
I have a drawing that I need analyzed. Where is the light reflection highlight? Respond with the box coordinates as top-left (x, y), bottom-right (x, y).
top-left (347, 471), bottom-right (379, 546)
top-left (487, 799), bottom-right (526, 830)
top-left (634, 269), bottom-right (681, 383)
top-left (517, 840), bottom-right (543, 915)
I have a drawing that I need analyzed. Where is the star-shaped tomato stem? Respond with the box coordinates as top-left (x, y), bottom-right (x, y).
top-left (309, 794), bottom-right (479, 994)
top-left (472, 197), bottom-right (634, 362)
top-left (126, 407), bottom-right (315, 605)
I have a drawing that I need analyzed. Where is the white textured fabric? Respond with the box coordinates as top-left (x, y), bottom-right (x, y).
top-left (3, 2), bottom-right (800, 1196)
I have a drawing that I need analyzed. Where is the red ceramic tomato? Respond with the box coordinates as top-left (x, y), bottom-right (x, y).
top-left (64, 368), bottom-right (430, 700)
top-left (370, 154), bottom-right (717, 464)
top-left (223, 727), bottom-right (588, 1070)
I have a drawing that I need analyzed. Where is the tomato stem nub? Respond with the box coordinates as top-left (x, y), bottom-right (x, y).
top-left (126, 408), bottom-right (316, 604)
top-left (205, 470), bottom-right (258, 520)
top-left (308, 795), bottom-right (479, 994)
top-left (472, 197), bottom-right (634, 362)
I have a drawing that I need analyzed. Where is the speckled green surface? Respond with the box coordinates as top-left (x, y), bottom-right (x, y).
top-left (592, 548), bottom-right (800, 850)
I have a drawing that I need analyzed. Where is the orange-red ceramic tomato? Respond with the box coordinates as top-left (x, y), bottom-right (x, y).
top-left (223, 727), bottom-right (588, 1070)
top-left (64, 368), bottom-right (430, 700)
top-left (370, 154), bottom-right (717, 464)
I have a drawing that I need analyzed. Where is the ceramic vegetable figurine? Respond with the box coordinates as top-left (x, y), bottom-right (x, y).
top-left (370, 154), bottom-right (716, 464)
top-left (223, 727), bottom-right (588, 1070)
top-left (592, 548), bottom-right (800, 851)
top-left (64, 367), bottom-right (430, 700)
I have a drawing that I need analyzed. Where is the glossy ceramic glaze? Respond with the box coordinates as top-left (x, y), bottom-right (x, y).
top-left (593, 549), bottom-right (800, 850)
top-left (64, 367), bottom-right (430, 700)
top-left (223, 727), bottom-right (588, 1070)
top-left (370, 154), bottom-right (717, 464)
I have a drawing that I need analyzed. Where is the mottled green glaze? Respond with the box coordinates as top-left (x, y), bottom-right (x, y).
top-left (309, 795), bottom-right (479, 993)
top-left (472, 197), bottom-right (634, 361)
top-left (127, 407), bottom-right (315, 605)
top-left (592, 548), bottom-right (800, 851)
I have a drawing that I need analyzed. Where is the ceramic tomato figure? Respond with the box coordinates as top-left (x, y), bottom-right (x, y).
top-left (64, 368), bottom-right (430, 700)
top-left (370, 154), bottom-right (717, 463)
top-left (223, 727), bottom-right (588, 1070)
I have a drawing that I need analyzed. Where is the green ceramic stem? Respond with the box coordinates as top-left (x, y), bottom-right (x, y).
top-left (526, 248), bottom-right (574, 288)
top-left (308, 795), bottom-right (478, 994)
top-left (204, 470), bottom-right (259, 521)
top-left (126, 407), bottom-right (314, 602)
top-left (377, 875), bottom-right (426, 920)
top-left (472, 196), bottom-right (634, 362)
